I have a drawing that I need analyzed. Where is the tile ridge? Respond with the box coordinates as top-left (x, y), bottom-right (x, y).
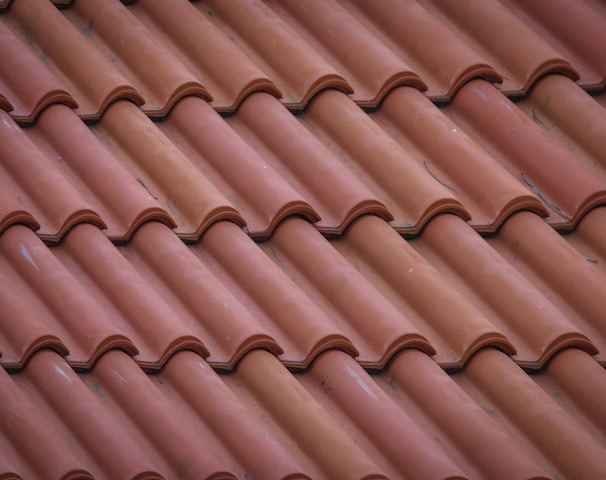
top-left (1, 336), bottom-right (69, 372)
top-left (427, 63), bottom-right (503, 103)
top-left (357, 333), bottom-right (436, 371)
top-left (0, 210), bottom-right (40, 236)
top-left (520, 59), bottom-right (580, 98)
top-left (354, 71), bottom-right (428, 110)
top-left (219, 78), bottom-right (283, 114)
top-left (285, 74), bottom-right (353, 111)
top-left (471, 194), bottom-right (549, 234)
top-left (36, 209), bottom-right (107, 245)
top-left (11, 89), bottom-right (78, 126)
top-left (141, 81), bottom-right (212, 119)
top-left (280, 334), bottom-right (359, 371)
top-left (314, 200), bottom-right (393, 237)
top-left (78, 85), bottom-right (144, 123)
top-left (67, 335), bottom-right (139, 372)
top-left (134, 336), bottom-right (210, 373)
top-left (205, 337), bottom-right (283, 372)
top-left (0, 93), bottom-right (12, 112)
top-left (173, 207), bottom-right (245, 243)
top-left (516, 332), bottom-right (599, 371)
top-left (392, 197), bottom-right (470, 236)
top-left (246, 201), bottom-right (321, 241)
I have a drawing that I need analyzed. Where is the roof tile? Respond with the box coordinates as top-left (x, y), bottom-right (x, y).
top-left (62, 0), bottom-right (212, 117)
top-left (410, 213), bottom-right (598, 368)
top-left (2, 0), bottom-right (143, 122)
top-left (300, 89), bottom-right (470, 234)
top-left (199, 0), bottom-right (354, 109)
top-left (444, 79), bottom-right (606, 228)
top-left (127, 0), bottom-right (281, 113)
top-left (93, 99), bottom-right (243, 241)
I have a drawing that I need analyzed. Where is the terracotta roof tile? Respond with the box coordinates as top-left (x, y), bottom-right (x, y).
top-left (2, 1), bottom-right (606, 478)
top-left (199, 0), bottom-right (354, 110)
top-left (1, 0), bottom-right (143, 122)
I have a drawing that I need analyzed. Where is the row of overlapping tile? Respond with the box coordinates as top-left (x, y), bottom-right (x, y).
top-left (2, 0), bottom-right (606, 121)
top-left (3, 205), bottom-right (606, 374)
top-left (3, 75), bottom-right (606, 242)
top-left (3, 347), bottom-right (606, 479)
top-left (3, 1), bottom-right (606, 479)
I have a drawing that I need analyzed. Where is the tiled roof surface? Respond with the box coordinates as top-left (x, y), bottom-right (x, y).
top-left (1, 0), bottom-right (606, 478)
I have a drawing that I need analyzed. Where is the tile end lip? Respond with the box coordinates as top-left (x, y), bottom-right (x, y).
top-left (516, 334), bottom-right (599, 371)
top-left (174, 207), bottom-right (247, 242)
top-left (440, 333), bottom-right (517, 371)
top-left (135, 337), bottom-right (210, 373)
top-left (315, 200), bottom-right (393, 237)
top-left (0, 336), bottom-right (69, 372)
top-left (0, 212), bottom-right (41, 236)
top-left (281, 335), bottom-right (359, 371)
top-left (352, 71), bottom-right (428, 109)
top-left (207, 336), bottom-right (284, 372)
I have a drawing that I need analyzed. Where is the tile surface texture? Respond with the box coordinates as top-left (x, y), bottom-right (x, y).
top-left (1, 0), bottom-right (606, 479)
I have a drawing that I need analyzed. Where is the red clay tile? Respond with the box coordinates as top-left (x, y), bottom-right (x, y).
top-left (563, 206), bottom-right (606, 274)
top-left (123, 221), bottom-right (283, 369)
top-left (229, 349), bottom-right (388, 479)
top-left (444, 79), bottom-right (606, 228)
top-left (0, 20), bottom-right (76, 124)
top-left (519, 74), bottom-right (606, 183)
top-left (301, 350), bottom-right (468, 480)
top-left (536, 348), bottom-right (606, 444)
top-left (410, 213), bottom-right (597, 368)
top-left (454, 348), bottom-right (606, 479)
top-left (13, 350), bottom-right (162, 480)
top-left (341, 0), bottom-right (503, 101)
top-left (0, 224), bottom-right (136, 369)
top-left (487, 210), bottom-right (606, 365)
top-left (372, 86), bottom-right (548, 232)
top-left (190, 220), bottom-right (357, 368)
top-left (260, 217), bottom-right (435, 368)
top-left (0, 357), bottom-right (93, 480)
top-left (198, 0), bottom-right (353, 109)
top-left (381, 349), bottom-right (550, 480)
top-left (300, 89), bottom-right (470, 234)
top-left (24, 103), bottom-right (174, 241)
top-left (127, 0), bottom-right (281, 113)
top-left (264, 0), bottom-right (426, 108)
top-left (158, 95), bottom-right (318, 239)
top-left (84, 350), bottom-right (237, 479)
top-left (227, 91), bottom-right (392, 235)
top-left (93, 99), bottom-right (243, 241)
top-left (52, 222), bottom-right (211, 370)
top-left (62, 0), bottom-right (211, 118)
top-left (0, 109), bottom-right (105, 242)
top-left (501, 0), bottom-right (606, 90)
top-left (3, 0), bottom-right (143, 121)
top-left (335, 215), bottom-right (514, 368)
top-left (421, 0), bottom-right (578, 96)
top-left (155, 350), bottom-right (311, 479)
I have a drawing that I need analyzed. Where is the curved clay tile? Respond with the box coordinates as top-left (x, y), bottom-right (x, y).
top-left (232, 349), bottom-right (389, 479)
top-left (229, 92), bottom-right (392, 235)
top-left (521, 74), bottom-right (606, 184)
top-left (24, 104), bottom-right (174, 242)
top-left (301, 89), bottom-right (469, 234)
top-left (421, 0), bottom-right (578, 96)
top-left (193, 220), bottom-right (357, 368)
top-left (95, 100), bottom-right (243, 241)
top-left (0, 188), bottom-right (39, 235)
top-left (445, 79), bottom-right (606, 229)
top-left (381, 349), bottom-right (551, 480)
top-left (54, 223), bottom-right (210, 370)
top-left (488, 211), bottom-right (606, 365)
top-left (85, 350), bottom-right (237, 479)
top-left (457, 348), bottom-right (606, 479)
top-left (264, 0), bottom-right (426, 108)
top-left (335, 215), bottom-right (514, 368)
top-left (123, 221), bottom-right (283, 370)
top-left (199, 0), bottom-right (353, 109)
top-left (0, 361), bottom-right (94, 480)
top-left (158, 96), bottom-right (318, 239)
top-left (0, 20), bottom-right (76, 124)
top-left (342, 0), bottom-right (502, 101)
top-left (0, 225), bottom-right (138, 369)
top-left (6, 0), bottom-right (143, 121)
top-left (563, 207), bottom-right (606, 275)
top-left (127, 0), bottom-right (281, 113)
top-left (63, 0), bottom-right (211, 118)
top-left (373, 86), bottom-right (548, 232)
top-left (303, 350), bottom-right (469, 480)
top-left (0, 110), bottom-right (105, 242)
top-left (157, 351), bottom-right (311, 479)
top-left (14, 350), bottom-right (163, 480)
top-left (538, 348), bottom-right (606, 438)
top-left (410, 214), bottom-right (597, 369)
top-left (261, 217), bottom-right (435, 368)
top-left (501, 0), bottom-right (606, 90)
